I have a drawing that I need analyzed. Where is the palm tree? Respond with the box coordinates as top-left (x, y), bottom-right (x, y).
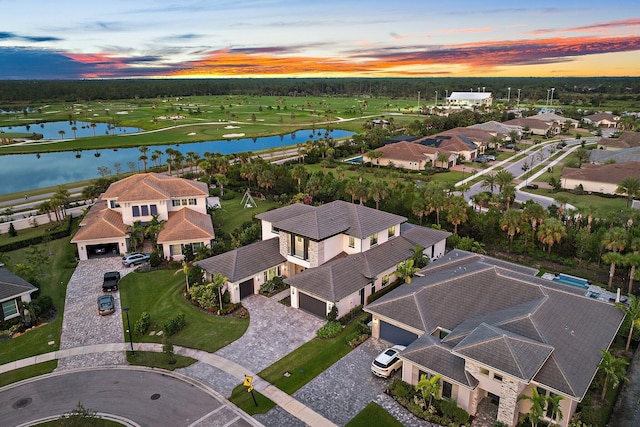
top-left (412, 196), bottom-right (427, 225)
top-left (436, 153), bottom-right (449, 169)
top-left (517, 388), bottom-right (546, 427)
top-left (416, 373), bottom-right (441, 409)
top-left (127, 221), bottom-right (145, 252)
top-left (138, 154), bottom-right (148, 172)
top-left (410, 245), bottom-right (428, 268)
top-left (523, 202), bottom-right (547, 241)
top-left (90, 122), bottom-right (97, 136)
top-left (501, 184), bottom-right (516, 210)
top-left (495, 170), bottom-right (515, 194)
top-left (481, 173), bottom-right (497, 194)
top-left (58, 130), bottom-right (66, 139)
top-left (471, 192), bottom-right (489, 212)
top-left (617, 177), bottom-right (640, 208)
top-left (214, 174), bottom-right (228, 197)
top-left (424, 182), bottom-right (447, 225)
top-left (602, 227), bottom-right (628, 287)
top-left (574, 147), bottom-right (589, 167)
top-left (446, 196), bottom-right (468, 235)
top-left (144, 214), bottom-right (164, 245)
top-left (617, 295), bottom-right (640, 352)
top-left (545, 393), bottom-right (564, 424)
top-left (602, 252), bottom-right (625, 289)
top-left (369, 181), bottom-right (389, 210)
top-left (394, 259), bottom-right (419, 284)
top-left (71, 126), bottom-right (77, 139)
top-left (291, 165), bottom-right (307, 193)
top-left (501, 209), bottom-right (523, 252)
top-left (624, 252), bottom-right (640, 294)
top-left (598, 349), bottom-right (629, 400)
top-left (537, 218), bottom-right (567, 255)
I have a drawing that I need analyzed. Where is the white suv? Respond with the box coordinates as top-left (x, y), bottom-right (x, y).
top-left (371, 345), bottom-right (406, 378)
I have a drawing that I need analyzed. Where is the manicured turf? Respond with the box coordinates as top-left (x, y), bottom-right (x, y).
top-left (345, 402), bottom-right (404, 427)
top-left (0, 360), bottom-right (57, 388)
top-left (228, 384), bottom-right (276, 415)
top-left (215, 191), bottom-right (280, 236)
top-left (118, 269), bottom-right (249, 353)
top-left (125, 351), bottom-right (197, 371)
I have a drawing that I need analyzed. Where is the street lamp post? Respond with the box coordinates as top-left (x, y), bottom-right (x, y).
top-left (550, 87), bottom-right (555, 106)
top-left (417, 91), bottom-right (420, 110)
top-left (507, 87), bottom-right (511, 104)
top-left (546, 89), bottom-right (551, 106)
top-left (445, 89), bottom-right (448, 104)
top-left (462, 166), bottom-right (465, 181)
top-left (435, 91), bottom-right (438, 106)
top-left (517, 89), bottom-right (521, 107)
top-left (124, 307), bottom-right (134, 354)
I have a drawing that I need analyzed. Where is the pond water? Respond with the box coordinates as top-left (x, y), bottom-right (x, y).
top-left (0, 129), bottom-right (354, 194)
top-left (0, 120), bottom-right (142, 139)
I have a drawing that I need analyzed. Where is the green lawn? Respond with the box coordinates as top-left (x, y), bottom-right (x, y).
top-left (259, 317), bottom-right (364, 394)
top-left (125, 351), bottom-right (197, 370)
top-left (228, 384), bottom-right (276, 415)
top-left (215, 191), bottom-right (280, 236)
top-left (523, 188), bottom-right (628, 214)
top-left (118, 269), bottom-right (248, 352)
top-left (0, 220), bottom-right (67, 246)
top-left (346, 402), bottom-right (404, 427)
top-left (0, 360), bottom-right (57, 388)
top-left (0, 236), bottom-right (77, 365)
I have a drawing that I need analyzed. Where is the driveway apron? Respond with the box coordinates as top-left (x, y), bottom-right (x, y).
top-left (57, 256), bottom-right (132, 370)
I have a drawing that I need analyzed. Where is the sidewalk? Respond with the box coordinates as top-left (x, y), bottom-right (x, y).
top-left (0, 342), bottom-right (338, 427)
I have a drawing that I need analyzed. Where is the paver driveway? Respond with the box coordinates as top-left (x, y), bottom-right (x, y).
top-left (57, 256), bottom-right (133, 370)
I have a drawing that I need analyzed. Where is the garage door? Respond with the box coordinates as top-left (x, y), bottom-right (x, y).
top-left (239, 278), bottom-right (254, 299)
top-left (380, 321), bottom-right (418, 346)
top-left (87, 243), bottom-right (119, 258)
top-left (299, 292), bottom-right (326, 318)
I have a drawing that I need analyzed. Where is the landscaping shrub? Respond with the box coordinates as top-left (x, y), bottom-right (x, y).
top-left (367, 279), bottom-right (403, 304)
top-left (345, 331), bottom-right (369, 348)
top-left (326, 305), bottom-right (338, 322)
top-left (338, 304), bottom-right (363, 325)
top-left (163, 313), bottom-right (186, 336)
top-left (134, 312), bottom-right (151, 336)
top-left (149, 250), bottom-right (162, 267)
top-left (0, 216), bottom-right (73, 252)
top-left (259, 276), bottom-right (288, 296)
top-left (8, 223), bottom-right (17, 237)
top-left (316, 321), bottom-right (342, 339)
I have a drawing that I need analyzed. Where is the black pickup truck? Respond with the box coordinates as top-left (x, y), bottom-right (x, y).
top-left (102, 271), bottom-right (121, 292)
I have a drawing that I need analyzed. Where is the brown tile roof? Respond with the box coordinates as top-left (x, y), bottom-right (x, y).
top-left (372, 142), bottom-right (455, 163)
top-left (562, 162), bottom-right (640, 185)
top-left (157, 208), bottom-right (214, 243)
top-left (598, 131), bottom-right (640, 149)
top-left (270, 200), bottom-right (407, 240)
top-left (196, 238), bottom-right (286, 282)
top-left (71, 200), bottom-right (128, 242)
top-left (503, 118), bottom-right (551, 130)
top-left (584, 113), bottom-right (619, 122)
top-left (414, 133), bottom-right (477, 153)
top-left (440, 127), bottom-right (494, 144)
top-left (366, 249), bottom-right (624, 399)
top-left (102, 172), bottom-right (208, 202)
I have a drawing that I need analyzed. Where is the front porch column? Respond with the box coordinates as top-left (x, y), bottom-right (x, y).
top-left (497, 378), bottom-right (524, 426)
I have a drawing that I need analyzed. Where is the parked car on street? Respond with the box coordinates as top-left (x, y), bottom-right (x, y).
top-left (102, 271), bottom-right (121, 292)
top-left (98, 294), bottom-right (115, 316)
top-left (371, 345), bottom-right (406, 378)
top-left (122, 253), bottom-right (150, 267)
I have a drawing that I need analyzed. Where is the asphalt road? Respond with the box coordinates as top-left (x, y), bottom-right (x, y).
top-left (0, 367), bottom-right (254, 427)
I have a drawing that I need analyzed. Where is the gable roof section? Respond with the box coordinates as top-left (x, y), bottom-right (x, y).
top-left (503, 118), bottom-right (552, 130)
top-left (285, 236), bottom-right (419, 301)
top-left (452, 323), bottom-right (553, 382)
top-left (365, 250), bottom-right (624, 399)
top-left (255, 203), bottom-right (316, 224)
top-left (0, 266), bottom-right (37, 301)
top-left (562, 162), bottom-right (640, 185)
top-left (402, 334), bottom-right (479, 389)
top-left (440, 127), bottom-right (494, 145)
top-left (71, 199), bottom-right (128, 242)
top-left (373, 142), bottom-right (455, 163)
top-left (400, 223), bottom-right (452, 248)
top-left (270, 200), bottom-right (406, 240)
top-left (157, 208), bottom-right (215, 243)
top-left (102, 172), bottom-right (208, 202)
top-left (196, 238), bottom-right (286, 282)
top-left (597, 132), bottom-right (640, 150)
top-left (589, 146), bottom-right (640, 164)
top-left (415, 134), bottom-right (477, 152)
top-left (584, 113), bottom-right (619, 122)
top-left (470, 121), bottom-right (522, 135)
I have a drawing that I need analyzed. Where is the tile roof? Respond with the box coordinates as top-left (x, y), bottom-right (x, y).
top-left (285, 236), bottom-right (418, 301)
top-left (269, 200), bottom-right (407, 241)
top-left (365, 250), bottom-right (624, 399)
top-left (400, 223), bottom-right (452, 248)
top-left (503, 118), bottom-right (552, 130)
top-left (196, 238), bottom-right (286, 282)
top-left (255, 203), bottom-right (316, 224)
top-left (157, 208), bottom-right (215, 243)
top-left (589, 146), bottom-right (640, 164)
top-left (414, 133), bottom-right (478, 153)
top-left (597, 132), bottom-right (640, 150)
top-left (440, 127), bottom-right (495, 144)
top-left (584, 113), bottom-right (619, 122)
top-left (102, 172), bottom-right (208, 202)
top-left (372, 142), bottom-right (455, 163)
top-left (470, 121), bottom-right (522, 135)
top-left (0, 266), bottom-right (37, 301)
top-left (71, 199), bottom-right (128, 242)
top-left (562, 162), bottom-right (640, 185)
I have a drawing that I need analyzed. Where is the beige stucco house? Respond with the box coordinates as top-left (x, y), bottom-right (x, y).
top-left (561, 162), bottom-right (640, 195)
top-left (366, 250), bottom-right (623, 427)
top-left (583, 113), bottom-right (620, 128)
top-left (71, 173), bottom-right (214, 261)
top-left (363, 141), bottom-right (457, 170)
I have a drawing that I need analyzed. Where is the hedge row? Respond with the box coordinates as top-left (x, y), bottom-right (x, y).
top-left (0, 216), bottom-right (73, 253)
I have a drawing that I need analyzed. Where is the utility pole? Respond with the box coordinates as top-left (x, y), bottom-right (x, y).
top-left (507, 87), bottom-right (511, 104)
top-left (550, 87), bottom-right (555, 106)
top-left (435, 91), bottom-right (438, 106)
top-left (517, 89), bottom-right (521, 107)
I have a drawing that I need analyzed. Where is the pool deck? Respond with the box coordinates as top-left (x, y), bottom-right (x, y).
top-left (541, 273), bottom-right (624, 304)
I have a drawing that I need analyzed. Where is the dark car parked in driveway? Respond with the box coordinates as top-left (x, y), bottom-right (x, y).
top-left (102, 271), bottom-right (121, 292)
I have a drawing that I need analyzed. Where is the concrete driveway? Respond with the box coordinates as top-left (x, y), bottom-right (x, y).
top-left (57, 256), bottom-right (133, 370)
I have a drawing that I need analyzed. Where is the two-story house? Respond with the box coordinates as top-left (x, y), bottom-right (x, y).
top-left (197, 200), bottom-right (451, 318)
top-left (71, 173), bottom-right (214, 261)
top-left (365, 250), bottom-right (624, 427)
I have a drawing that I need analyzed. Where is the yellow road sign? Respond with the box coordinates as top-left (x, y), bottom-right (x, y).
top-left (247, 385), bottom-right (254, 392)
top-left (243, 375), bottom-right (253, 387)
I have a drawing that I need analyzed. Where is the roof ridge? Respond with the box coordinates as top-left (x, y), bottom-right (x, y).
top-left (503, 333), bottom-right (527, 379)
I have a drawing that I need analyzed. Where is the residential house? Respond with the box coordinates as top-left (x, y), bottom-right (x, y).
top-left (534, 112), bottom-right (579, 129)
top-left (0, 264), bottom-right (37, 321)
top-left (440, 127), bottom-right (496, 153)
top-left (502, 118), bottom-right (561, 137)
top-left (71, 173), bottom-right (214, 261)
top-left (447, 92), bottom-right (493, 107)
top-left (469, 121), bottom-right (523, 144)
top-left (596, 131), bottom-right (640, 151)
top-left (197, 201), bottom-right (450, 318)
top-left (414, 133), bottom-right (478, 161)
top-left (583, 113), bottom-right (620, 128)
top-left (363, 141), bottom-right (457, 170)
top-left (365, 250), bottom-right (624, 427)
top-left (589, 146), bottom-right (640, 164)
top-left (561, 162), bottom-right (640, 195)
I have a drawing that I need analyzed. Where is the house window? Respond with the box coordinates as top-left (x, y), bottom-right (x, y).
top-left (348, 236), bottom-right (355, 248)
top-left (370, 232), bottom-right (378, 246)
top-left (271, 225), bottom-right (279, 235)
top-left (382, 274), bottom-right (390, 287)
top-left (479, 368), bottom-right (490, 376)
top-left (388, 225), bottom-right (396, 238)
top-left (294, 236), bottom-right (306, 258)
top-left (1, 299), bottom-right (18, 318)
top-left (141, 205), bottom-right (149, 216)
top-left (132, 206), bottom-right (140, 217)
top-left (188, 198), bottom-right (197, 205)
top-left (110, 200), bottom-right (116, 209)
top-left (169, 244), bottom-right (182, 256)
top-left (182, 199), bottom-right (188, 206)
top-left (264, 266), bottom-right (281, 282)
top-left (371, 283), bottom-right (376, 294)
top-left (536, 387), bottom-right (560, 420)
top-left (172, 200), bottom-right (181, 207)
top-left (442, 381), bottom-right (453, 399)
top-left (150, 204), bottom-right (158, 215)
top-left (493, 374), bottom-right (503, 382)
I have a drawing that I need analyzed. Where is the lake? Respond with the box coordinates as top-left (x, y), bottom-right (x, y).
top-left (0, 120), bottom-right (142, 139)
top-left (0, 128), bottom-right (354, 194)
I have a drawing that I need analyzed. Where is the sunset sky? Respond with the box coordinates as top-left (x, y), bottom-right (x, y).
top-left (1, 0), bottom-right (639, 79)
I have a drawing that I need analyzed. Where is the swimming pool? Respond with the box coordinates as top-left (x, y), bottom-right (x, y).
top-left (344, 156), bottom-right (363, 164)
top-left (552, 274), bottom-right (590, 290)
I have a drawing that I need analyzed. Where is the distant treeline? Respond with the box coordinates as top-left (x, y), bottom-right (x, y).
top-left (0, 77), bottom-right (638, 105)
